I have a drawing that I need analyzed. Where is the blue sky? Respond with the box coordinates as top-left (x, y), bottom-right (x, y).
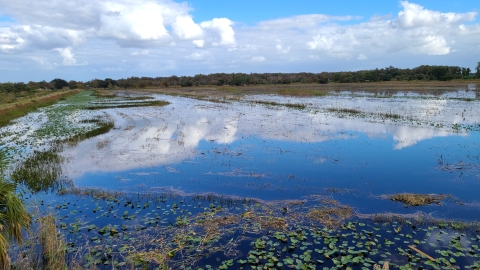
top-left (0, 0), bottom-right (479, 82)
top-left (188, 0), bottom-right (478, 24)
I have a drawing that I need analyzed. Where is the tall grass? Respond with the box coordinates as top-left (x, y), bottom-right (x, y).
top-left (277, 89), bottom-right (326, 96)
top-left (40, 215), bottom-right (66, 269)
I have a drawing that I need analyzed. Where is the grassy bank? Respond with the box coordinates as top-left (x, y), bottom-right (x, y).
top-left (126, 80), bottom-right (480, 99)
top-left (0, 90), bottom-right (81, 128)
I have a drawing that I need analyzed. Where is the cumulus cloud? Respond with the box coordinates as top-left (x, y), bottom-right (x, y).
top-left (396, 1), bottom-right (476, 29)
top-left (0, 0), bottom-right (479, 80)
top-left (97, 2), bottom-right (172, 47)
top-left (56, 47), bottom-right (77, 65)
top-left (304, 1), bottom-right (477, 58)
top-left (172, 15), bottom-right (204, 40)
top-left (0, 0), bottom-right (236, 58)
top-left (200, 18), bottom-right (236, 46)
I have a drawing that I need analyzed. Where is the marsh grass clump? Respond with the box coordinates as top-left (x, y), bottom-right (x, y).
top-left (91, 90), bottom-right (116, 98)
top-left (307, 206), bottom-right (353, 228)
top-left (327, 108), bottom-right (362, 114)
top-left (250, 100), bottom-right (306, 109)
top-left (57, 186), bottom-right (125, 200)
top-left (124, 96), bottom-right (155, 100)
top-left (127, 250), bottom-right (169, 269)
top-left (11, 150), bottom-right (67, 193)
top-left (197, 215), bottom-right (240, 241)
top-left (386, 193), bottom-right (450, 207)
top-left (380, 112), bottom-right (402, 119)
top-left (79, 119), bottom-right (101, 124)
top-left (68, 118), bottom-right (114, 146)
top-left (86, 100), bottom-right (170, 110)
top-left (191, 193), bottom-right (259, 207)
top-left (277, 89), bottom-right (326, 97)
top-left (40, 215), bottom-right (66, 269)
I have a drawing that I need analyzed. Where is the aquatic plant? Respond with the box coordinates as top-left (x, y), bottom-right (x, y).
top-left (86, 100), bottom-right (170, 110)
top-left (385, 193), bottom-right (450, 207)
top-left (327, 108), bottom-right (362, 114)
top-left (307, 205), bottom-right (353, 228)
top-left (10, 149), bottom-right (67, 193)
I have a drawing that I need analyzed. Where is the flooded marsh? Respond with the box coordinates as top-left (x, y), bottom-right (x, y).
top-left (2, 87), bottom-right (480, 269)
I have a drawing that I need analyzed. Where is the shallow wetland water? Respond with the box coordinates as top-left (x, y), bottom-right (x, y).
top-left (2, 88), bottom-right (480, 269)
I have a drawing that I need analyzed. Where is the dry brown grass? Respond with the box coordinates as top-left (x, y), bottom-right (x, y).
top-left (40, 215), bottom-right (66, 270)
top-left (128, 80), bottom-right (480, 99)
top-left (386, 193), bottom-right (450, 207)
top-left (307, 206), bottom-right (353, 228)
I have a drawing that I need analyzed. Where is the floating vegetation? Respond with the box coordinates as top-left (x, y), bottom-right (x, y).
top-left (384, 193), bottom-right (450, 207)
top-left (124, 96), bottom-right (155, 100)
top-left (249, 100), bottom-right (306, 109)
top-left (307, 205), bottom-right (353, 228)
top-left (67, 117), bottom-right (114, 145)
top-left (327, 107), bottom-right (362, 114)
top-left (86, 100), bottom-right (170, 110)
top-left (380, 112), bottom-right (402, 119)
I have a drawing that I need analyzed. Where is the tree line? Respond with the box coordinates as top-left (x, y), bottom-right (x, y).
top-left (1, 64), bottom-right (480, 93)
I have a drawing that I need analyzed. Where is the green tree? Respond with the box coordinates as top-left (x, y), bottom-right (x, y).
top-left (68, 80), bottom-right (77, 90)
top-left (50, 79), bottom-right (68, 90)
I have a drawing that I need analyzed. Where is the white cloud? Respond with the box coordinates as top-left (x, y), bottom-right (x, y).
top-left (56, 47), bottom-right (76, 65)
top-left (396, 1), bottom-right (476, 29)
top-left (0, 0), bottom-right (479, 80)
top-left (172, 15), bottom-right (204, 40)
top-left (97, 2), bottom-right (171, 46)
top-left (200, 18), bottom-right (236, 46)
top-left (251, 56), bottom-right (265, 62)
top-left (192, 39), bottom-right (205, 48)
